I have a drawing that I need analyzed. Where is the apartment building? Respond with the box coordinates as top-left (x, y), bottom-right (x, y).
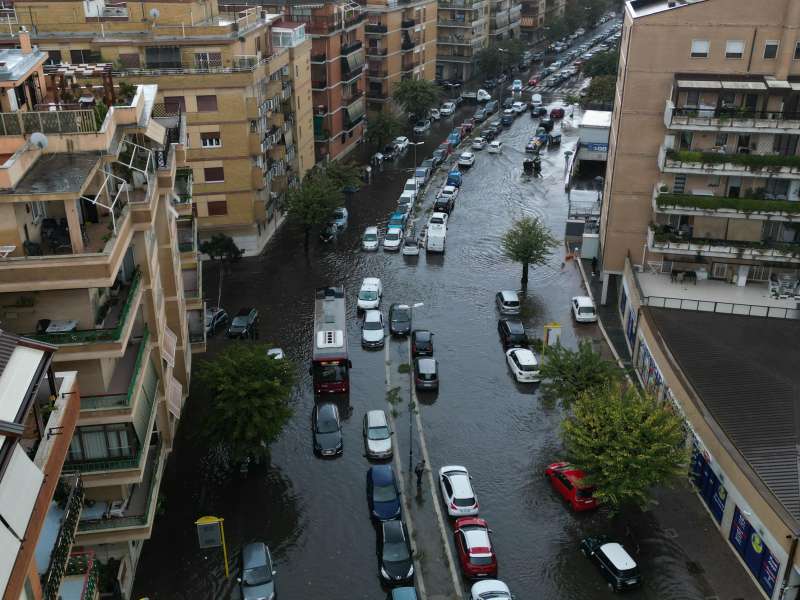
top-left (488, 0), bottom-right (521, 42)
top-left (520, 0), bottom-right (546, 43)
top-left (362, 0), bottom-right (437, 112)
top-left (0, 38), bottom-right (195, 596)
top-left (436, 0), bottom-right (489, 81)
top-left (0, 333), bottom-right (85, 600)
top-left (544, 0), bottom-right (566, 22)
top-left (273, 0), bottom-right (366, 162)
top-left (5, 0), bottom-right (315, 256)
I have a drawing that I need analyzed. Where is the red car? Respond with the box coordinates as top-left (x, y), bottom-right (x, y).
top-left (528, 76), bottom-right (539, 86)
top-left (453, 517), bottom-right (498, 579)
top-left (544, 462), bottom-right (598, 511)
top-left (550, 107), bottom-right (565, 119)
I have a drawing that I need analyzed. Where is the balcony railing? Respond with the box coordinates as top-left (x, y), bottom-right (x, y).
top-left (662, 147), bottom-right (800, 177)
top-left (25, 270), bottom-right (142, 345)
top-left (342, 64), bottom-right (365, 83)
top-left (647, 227), bottom-right (800, 262)
top-left (666, 99), bottom-right (800, 132)
top-left (366, 47), bottom-right (388, 56)
top-left (401, 18), bottom-right (417, 28)
top-left (178, 218), bottom-right (197, 253)
top-left (312, 79), bottom-right (328, 89)
top-left (0, 109), bottom-right (97, 136)
top-left (41, 475), bottom-right (85, 600)
top-left (175, 168), bottom-right (193, 204)
top-left (287, 11), bottom-right (365, 34)
top-left (367, 68), bottom-right (388, 77)
top-left (365, 22), bottom-right (388, 34)
top-left (341, 39), bottom-right (363, 55)
top-left (655, 192), bottom-right (800, 218)
top-left (311, 52), bottom-right (327, 62)
top-left (643, 295), bottom-right (800, 320)
top-left (63, 552), bottom-right (98, 600)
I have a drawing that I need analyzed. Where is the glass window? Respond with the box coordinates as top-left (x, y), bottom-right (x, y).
top-left (725, 40), bottom-right (744, 59)
top-left (200, 132), bottom-right (221, 148)
top-left (196, 95), bottom-right (218, 112)
top-left (685, 90), bottom-right (700, 107)
top-left (764, 40), bottom-right (779, 59)
top-left (795, 41), bottom-right (800, 60)
top-left (207, 200), bottom-right (227, 215)
top-left (690, 40), bottom-right (709, 58)
top-left (118, 53), bottom-right (140, 68)
top-left (204, 167), bottom-right (225, 182)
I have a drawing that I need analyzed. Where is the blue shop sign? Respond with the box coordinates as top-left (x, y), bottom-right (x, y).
top-left (729, 505), bottom-right (782, 597)
top-left (759, 547), bottom-right (780, 597)
top-left (583, 142), bottom-right (608, 152)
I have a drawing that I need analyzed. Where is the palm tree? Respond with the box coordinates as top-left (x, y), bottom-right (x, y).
top-left (501, 217), bottom-right (559, 290)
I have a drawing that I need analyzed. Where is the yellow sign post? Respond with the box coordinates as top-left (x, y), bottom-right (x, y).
top-left (195, 515), bottom-right (230, 578)
top-left (542, 322), bottom-right (562, 364)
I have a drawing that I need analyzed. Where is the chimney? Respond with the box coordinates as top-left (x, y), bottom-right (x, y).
top-left (18, 27), bottom-right (31, 55)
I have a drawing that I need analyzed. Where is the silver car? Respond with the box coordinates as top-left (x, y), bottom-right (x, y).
top-left (495, 290), bottom-right (521, 315)
top-left (364, 409), bottom-right (393, 459)
top-left (239, 542), bottom-right (276, 600)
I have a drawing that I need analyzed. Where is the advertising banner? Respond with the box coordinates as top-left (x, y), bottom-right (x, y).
top-left (729, 506), bottom-right (750, 558)
top-left (758, 547), bottom-right (780, 597)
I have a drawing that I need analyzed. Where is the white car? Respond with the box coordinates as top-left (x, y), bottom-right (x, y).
top-left (428, 212), bottom-right (448, 229)
top-left (471, 580), bottom-right (512, 600)
top-left (506, 348), bottom-right (541, 383)
top-left (511, 79), bottom-right (523, 92)
top-left (362, 226), bottom-right (379, 251)
top-left (572, 295), bottom-right (598, 323)
top-left (383, 226), bottom-right (403, 251)
top-left (363, 409), bottom-right (392, 459)
top-left (512, 101), bottom-right (526, 114)
top-left (267, 347), bottom-right (285, 360)
top-left (437, 185), bottom-right (459, 203)
top-left (440, 102), bottom-right (456, 116)
top-left (472, 137), bottom-right (487, 150)
top-left (531, 93), bottom-right (543, 107)
top-left (402, 235), bottom-right (420, 256)
top-left (403, 178), bottom-right (419, 198)
top-left (397, 193), bottom-right (413, 214)
top-left (357, 277), bottom-right (383, 310)
top-left (393, 136), bottom-right (410, 151)
top-left (477, 88), bottom-right (491, 102)
top-left (439, 465), bottom-right (479, 517)
top-left (429, 108), bottom-right (441, 120)
top-left (413, 119), bottom-right (431, 134)
top-left (361, 309), bottom-right (385, 348)
top-left (458, 151), bottom-right (475, 168)
top-left (487, 140), bottom-right (502, 154)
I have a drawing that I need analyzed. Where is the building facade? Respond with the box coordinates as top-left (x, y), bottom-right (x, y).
top-left (436, 0), bottom-right (489, 82)
top-left (488, 0), bottom-right (521, 42)
top-left (520, 0), bottom-right (546, 43)
top-left (599, 0), bottom-right (800, 307)
top-left (5, 0), bottom-right (315, 255)
top-left (363, 0), bottom-right (438, 113)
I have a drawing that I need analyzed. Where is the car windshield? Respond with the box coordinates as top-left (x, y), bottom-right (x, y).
top-left (243, 565), bottom-right (271, 586)
top-left (392, 308), bottom-right (411, 322)
top-left (373, 482), bottom-right (397, 503)
top-left (364, 320), bottom-right (382, 331)
top-left (316, 416), bottom-right (339, 434)
top-left (576, 487), bottom-right (595, 499)
top-left (384, 540), bottom-right (409, 562)
top-left (430, 217), bottom-right (444, 225)
top-left (359, 290), bottom-right (378, 301)
top-left (470, 555), bottom-right (494, 565)
top-left (232, 316), bottom-right (249, 327)
top-left (386, 231), bottom-right (401, 241)
top-left (368, 426), bottom-right (390, 440)
top-left (477, 592), bottom-right (510, 600)
top-left (364, 233), bottom-right (377, 241)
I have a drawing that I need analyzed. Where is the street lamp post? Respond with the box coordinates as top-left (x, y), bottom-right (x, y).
top-left (408, 140), bottom-right (425, 198)
top-left (408, 301), bottom-right (424, 473)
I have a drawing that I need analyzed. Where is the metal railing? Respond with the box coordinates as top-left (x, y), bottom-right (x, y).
top-left (672, 106), bottom-right (800, 121)
top-left (41, 474), bottom-right (85, 600)
top-left (64, 552), bottom-right (98, 600)
top-left (175, 168), bottom-right (193, 203)
top-left (287, 11), bottom-right (365, 34)
top-left (80, 327), bottom-right (150, 410)
top-left (365, 22), bottom-right (388, 33)
top-left (341, 40), bottom-right (363, 55)
top-left (0, 109), bottom-right (97, 136)
top-left (644, 296), bottom-right (800, 320)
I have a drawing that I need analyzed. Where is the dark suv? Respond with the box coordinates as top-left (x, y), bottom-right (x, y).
top-left (227, 308), bottom-right (259, 339)
top-left (580, 536), bottom-right (642, 591)
top-left (411, 330), bottom-right (434, 357)
top-left (498, 319), bottom-right (527, 349)
top-left (389, 303), bottom-right (412, 336)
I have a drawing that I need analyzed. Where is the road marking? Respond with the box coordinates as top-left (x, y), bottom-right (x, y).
top-left (407, 341), bottom-right (465, 599)
top-left (385, 340), bottom-right (429, 600)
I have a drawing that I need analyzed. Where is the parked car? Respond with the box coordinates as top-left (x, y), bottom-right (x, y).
top-left (571, 295), bottom-right (598, 323)
top-left (226, 307), bottom-right (259, 339)
top-left (205, 306), bottom-right (229, 336)
top-left (454, 517), bottom-right (498, 579)
top-left (397, 192), bottom-right (414, 213)
top-left (392, 588), bottom-right (418, 600)
top-left (501, 110), bottom-right (515, 126)
top-left (429, 108), bottom-right (441, 120)
top-left (511, 79), bottom-right (523, 93)
top-left (421, 158), bottom-right (435, 172)
top-left (383, 226), bottom-right (403, 252)
top-left (580, 536), bottom-right (642, 591)
top-left (402, 235), bottom-right (421, 256)
top-left (428, 212), bottom-right (449, 229)
top-left (389, 210), bottom-right (409, 230)
top-left (506, 348), bottom-right (540, 383)
top-left (362, 226), bottom-right (380, 251)
top-left (432, 148), bottom-right (447, 167)
top-left (470, 580), bottom-right (511, 600)
top-left (440, 102), bottom-right (456, 116)
top-left (528, 75), bottom-right (540, 86)
top-left (501, 97), bottom-right (514, 110)
top-left (539, 117), bottom-right (554, 132)
top-left (545, 462), bottom-right (598, 511)
top-left (357, 277), bottom-right (383, 311)
top-left (472, 137), bottom-right (487, 151)
top-left (512, 101), bottom-right (527, 114)
top-left (477, 89), bottom-right (491, 102)
top-left (389, 303), bottom-right (412, 335)
top-left (473, 108), bottom-right (487, 123)
top-left (458, 151), bottom-right (476, 168)
top-left (382, 144), bottom-right (397, 160)
top-left (312, 402), bottom-right (343, 456)
top-left (550, 106), bottom-right (565, 119)
top-left (331, 206), bottom-right (348, 230)
top-left (415, 166), bottom-right (430, 186)
top-left (483, 127), bottom-right (497, 141)
top-left (495, 290), bottom-right (521, 315)
top-left (413, 119), bottom-right (431, 134)
top-left (378, 520), bottom-right (414, 584)
top-left (439, 465), bottom-right (479, 517)
top-left (364, 409), bottom-right (393, 460)
top-left (411, 329), bottom-right (434, 357)
top-left (497, 318), bottom-right (528, 349)
top-left (367, 464), bottom-right (402, 521)
top-left (393, 136), bottom-right (410, 151)
top-left (485, 100), bottom-right (499, 114)
top-left (414, 357), bottom-right (439, 391)
top-left (488, 140), bottom-right (503, 153)
top-left (434, 186), bottom-right (458, 214)
top-left (239, 543), bottom-right (276, 600)
top-left (483, 78), bottom-right (497, 89)
top-left (361, 309), bottom-right (385, 348)
top-left (531, 93), bottom-right (543, 107)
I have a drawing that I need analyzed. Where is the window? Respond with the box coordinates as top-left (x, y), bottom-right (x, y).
top-left (204, 167), bottom-right (225, 182)
top-left (690, 39), bottom-right (709, 58)
top-left (725, 40), bottom-right (744, 59)
top-left (207, 200), bottom-right (228, 215)
top-left (685, 90), bottom-right (700, 107)
top-left (68, 424), bottom-right (137, 462)
top-left (194, 52), bottom-right (222, 69)
top-left (795, 41), bottom-right (800, 60)
top-left (200, 132), bottom-right (221, 148)
top-left (715, 133), bottom-right (728, 147)
top-left (764, 40), bottom-right (779, 59)
top-left (118, 53), bottom-right (140, 68)
top-left (30, 201), bottom-right (46, 224)
top-left (196, 94), bottom-right (218, 112)
top-left (44, 49), bottom-right (63, 66)
top-left (164, 96), bottom-right (185, 112)
top-left (145, 46), bottom-right (181, 69)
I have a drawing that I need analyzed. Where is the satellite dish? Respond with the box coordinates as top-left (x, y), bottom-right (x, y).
top-left (30, 132), bottom-right (48, 150)
top-left (149, 7), bottom-right (160, 20)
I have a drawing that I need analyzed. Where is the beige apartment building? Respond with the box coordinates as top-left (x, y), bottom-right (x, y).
top-left (4, 0), bottom-right (315, 256)
top-left (488, 0), bottom-right (521, 42)
top-left (436, 0), bottom-right (489, 81)
top-left (0, 36), bottom-right (196, 597)
top-left (520, 0), bottom-right (546, 43)
top-left (363, 0), bottom-right (437, 112)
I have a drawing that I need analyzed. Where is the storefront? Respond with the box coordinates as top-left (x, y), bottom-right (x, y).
top-left (730, 506), bottom-right (782, 598)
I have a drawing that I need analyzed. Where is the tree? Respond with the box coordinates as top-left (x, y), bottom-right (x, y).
top-left (285, 170), bottom-right (342, 253)
top-left (321, 161), bottom-right (362, 192)
top-left (540, 339), bottom-right (622, 407)
top-left (476, 40), bottom-right (525, 78)
top-left (392, 79), bottom-right (440, 120)
top-left (582, 51), bottom-right (619, 78)
top-left (582, 74), bottom-right (616, 107)
top-left (199, 234), bottom-right (244, 308)
top-left (198, 343), bottom-right (295, 465)
top-left (475, 47), bottom-right (503, 79)
top-left (501, 216), bottom-right (559, 291)
top-left (562, 382), bottom-right (688, 511)
top-left (365, 111), bottom-right (403, 151)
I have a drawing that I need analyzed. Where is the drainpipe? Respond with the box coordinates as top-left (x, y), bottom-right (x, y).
top-left (779, 535), bottom-right (798, 599)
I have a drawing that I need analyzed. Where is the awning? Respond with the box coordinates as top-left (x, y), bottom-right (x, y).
top-left (676, 79), bottom-right (721, 89)
top-left (347, 97), bottom-right (365, 124)
top-left (720, 80), bottom-right (767, 90)
top-left (0, 345), bottom-right (45, 423)
top-left (765, 77), bottom-right (791, 89)
top-left (344, 49), bottom-right (365, 72)
top-left (0, 444), bottom-right (43, 537)
top-left (167, 376), bottom-right (182, 418)
top-left (143, 119), bottom-right (166, 145)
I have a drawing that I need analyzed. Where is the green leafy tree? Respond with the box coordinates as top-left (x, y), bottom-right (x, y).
top-left (286, 171), bottom-right (343, 253)
top-left (582, 74), bottom-right (617, 107)
top-left (582, 51), bottom-right (619, 78)
top-left (365, 111), bottom-right (404, 151)
top-left (540, 339), bottom-right (622, 407)
top-left (321, 161), bottom-right (362, 191)
top-left (501, 216), bottom-right (559, 290)
top-left (198, 343), bottom-right (295, 465)
top-left (392, 79), bottom-right (441, 120)
top-left (476, 40), bottom-right (525, 78)
top-left (544, 18), bottom-right (569, 42)
top-left (562, 382), bottom-right (688, 511)
top-left (475, 47), bottom-right (503, 78)
top-left (200, 234), bottom-right (245, 308)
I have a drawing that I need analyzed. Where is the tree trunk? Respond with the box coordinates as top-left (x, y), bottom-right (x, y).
top-left (521, 261), bottom-right (529, 291)
top-left (216, 263), bottom-right (224, 310)
top-left (303, 226), bottom-right (310, 255)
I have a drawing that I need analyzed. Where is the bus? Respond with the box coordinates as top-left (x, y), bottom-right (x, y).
top-left (311, 286), bottom-right (350, 394)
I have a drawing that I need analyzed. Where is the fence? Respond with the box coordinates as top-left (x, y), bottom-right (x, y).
top-left (644, 295), bottom-right (800, 320)
top-left (0, 109), bottom-right (97, 136)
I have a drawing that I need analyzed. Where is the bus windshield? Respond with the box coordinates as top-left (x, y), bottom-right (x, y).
top-left (313, 361), bottom-right (347, 383)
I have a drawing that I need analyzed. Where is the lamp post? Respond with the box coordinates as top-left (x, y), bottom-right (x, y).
top-left (498, 47), bottom-right (509, 105)
top-left (408, 140), bottom-right (425, 197)
top-left (408, 301), bottom-right (424, 473)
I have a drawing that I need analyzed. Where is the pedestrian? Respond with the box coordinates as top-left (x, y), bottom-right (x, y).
top-left (591, 256), bottom-right (598, 276)
top-left (414, 460), bottom-right (425, 487)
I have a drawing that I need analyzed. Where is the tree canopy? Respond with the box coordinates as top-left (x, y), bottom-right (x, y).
top-left (562, 382), bottom-right (688, 511)
top-left (198, 343), bottom-right (296, 465)
top-left (320, 161), bottom-right (361, 191)
top-left (200, 233), bottom-right (244, 263)
top-left (365, 111), bottom-right (404, 151)
top-left (501, 216), bottom-right (559, 290)
top-left (582, 74), bottom-right (616, 108)
top-left (392, 79), bottom-right (440, 120)
top-left (475, 39), bottom-right (525, 77)
top-left (540, 339), bottom-right (622, 407)
top-left (582, 51), bottom-right (620, 78)
top-left (285, 170), bottom-right (343, 252)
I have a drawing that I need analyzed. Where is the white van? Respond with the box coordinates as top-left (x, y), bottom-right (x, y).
top-left (426, 225), bottom-right (446, 253)
top-left (403, 178), bottom-right (419, 198)
top-left (531, 93), bottom-right (543, 108)
top-left (477, 88), bottom-right (492, 102)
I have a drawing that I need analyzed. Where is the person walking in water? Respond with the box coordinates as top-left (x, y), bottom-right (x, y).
top-left (414, 460), bottom-right (426, 487)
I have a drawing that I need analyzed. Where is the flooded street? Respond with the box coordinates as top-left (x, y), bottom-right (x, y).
top-left (133, 55), bottom-right (730, 600)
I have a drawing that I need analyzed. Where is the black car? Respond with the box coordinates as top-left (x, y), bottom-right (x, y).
top-left (483, 78), bottom-right (497, 89)
top-left (431, 149), bottom-right (446, 167)
top-left (378, 520), bottom-right (414, 584)
top-left (226, 308), bottom-right (259, 339)
top-left (483, 127), bottom-right (497, 141)
top-left (414, 358), bottom-right (439, 391)
top-left (539, 117), bottom-right (554, 132)
top-left (312, 402), bottom-right (343, 456)
top-left (485, 100), bottom-right (499, 115)
top-left (473, 108), bottom-right (487, 123)
top-left (411, 329), bottom-right (434, 357)
top-left (498, 318), bottom-right (528, 349)
top-left (389, 303), bottom-right (412, 336)
top-left (367, 465), bottom-right (402, 522)
top-left (434, 195), bottom-right (455, 215)
top-left (382, 144), bottom-right (397, 160)
top-left (489, 118), bottom-right (502, 129)
top-left (580, 536), bottom-right (642, 592)
top-left (501, 97), bottom-right (514, 110)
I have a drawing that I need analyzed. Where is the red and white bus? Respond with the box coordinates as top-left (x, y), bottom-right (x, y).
top-left (312, 286), bottom-right (350, 394)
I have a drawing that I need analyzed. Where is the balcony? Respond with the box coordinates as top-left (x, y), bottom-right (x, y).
top-left (365, 22), bottom-right (388, 34)
top-left (0, 109), bottom-right (98, 136)
top-left (654, 188), bottom-right (800, 222)
top-left (439, 0), bottom-right (487, 9)
top-left (38, 475), bottom-right (85, 600)
top-left (341, 39), bottom-right (363, 55)
top-left (647, 227), bottom-right (800, 264)
top-left (342, 90), bottom-right (366, 106)
top-left (311, 52), bottom-right (327, 63)
top-left (312, 79), bottom-right (328, 90)
top-left (177, 218), bottom-right (197, 254)
top-left (402, 18), bottom-right (417, 28)
top-left (367, 68), bottom-right (388, 78)
top-left (659, 146), bottom-right (800, 180)
top-left (188, 306), bottom-right (206, 353)
top-left (174, 168), bottom-right (193, 206)
top-left (664, 99), bottom-right (800, 134)
top-left (56, 552), bottom-right (99, 600)
top-left (182, 265), bottom-right (202, 309)
top-left (402, 38), bottom-right (416, 51)
top-left (366, 47), bottom-right (388, 57)
top-left (288, 11), bottom-right (365, 34)
top-left (342, 64), bottom-right (366, 84)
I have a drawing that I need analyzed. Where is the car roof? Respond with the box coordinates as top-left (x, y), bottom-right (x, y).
top-left (431, 212), bottom-right (448, 219)
top-left (383, 519), bottom-right (404, 540)
top-left (460, 151), bottom-right (473, 157)
top-left (316, 402), bottom-right (338, 419)
top-left (442, 467), bottom-right (473, 498)
top-left (364, 226), bottom-right (378, 234)
top-left (499, 290), bottom-right (518, 300)
top-left (386, 225), bottom-right (403, 232)
top-left (392, 588), bottom-right (418, 600)
top-left (242, 542), bottom-right (268, 568)
top-left (502, 319), bottom-right (525, 333)
top-left (600, 543), bottom-right (637, 570)
top-left (235, 307), bottom-right (254, 316)
top-left (463, 527), bottom-right (492, 554)
top-left (509, 348), bottom-right (537, 366)
top-left (443, 185), bottom-right (457, 192)
top-left (366, 409), bottom-right (388, 427)
top-left (573, 295), bottom-right (595, 307)
top-left (364, 309), bottom-right (382, 323)
top-left (391, 303), bottom-right (410, 311)
top-left (417, 357), bottom-right (437, 372)
top-left (414, 329), bottom-right (431, 340)
top-left (370, 464), bottom-right (395, 485)
top-left (362, 277), bottom-right (381, 287)
top-left (490, 140), bottom-right (501, 145)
